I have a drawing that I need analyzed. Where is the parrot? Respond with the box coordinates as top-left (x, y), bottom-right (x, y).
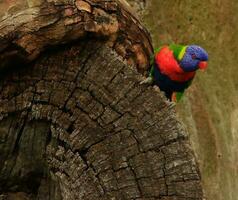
top-left (141, 44), bottom-right (208, 102)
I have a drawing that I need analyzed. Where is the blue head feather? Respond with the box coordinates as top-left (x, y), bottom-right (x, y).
top-left (179, 45), bottom-right (208, 72)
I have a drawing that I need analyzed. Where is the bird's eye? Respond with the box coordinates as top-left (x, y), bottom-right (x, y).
top-left (191, 54), bottom-right (196, 59)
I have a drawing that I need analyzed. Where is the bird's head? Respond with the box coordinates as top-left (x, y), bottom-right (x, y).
top-left (179, 45), bottom-right (208, 72)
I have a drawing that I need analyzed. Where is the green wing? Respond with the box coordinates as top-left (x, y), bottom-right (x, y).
top-left (149, 47), bottom-right (163, 78)
top-left (154, 47), bottom-right (163, 54)
top-left (175, 92), bottom-right (184, 102)
top-left (174, 79), bottom-right (194, 102)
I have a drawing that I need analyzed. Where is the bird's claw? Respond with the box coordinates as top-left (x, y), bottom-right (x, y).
top-left (171, 92), bottom-right (177, 102)
top-left (140, 77), bottom-right (153, 85)
top-left (166, 99), bottom-right (176, 107)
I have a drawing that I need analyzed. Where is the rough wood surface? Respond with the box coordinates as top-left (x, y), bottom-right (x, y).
top-left (0, 40), bottom-right (203, 199)
top-left (0, 0), bottom-right (203, 199)
top-left (0, 0), bottom-right (152, 73)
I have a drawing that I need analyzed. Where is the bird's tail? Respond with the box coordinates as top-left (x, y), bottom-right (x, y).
top-left (171, 92), bottom-right (184, 102)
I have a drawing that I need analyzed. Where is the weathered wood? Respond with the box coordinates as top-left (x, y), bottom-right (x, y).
top-left (0, 0), bottom-right (152, 73)
top-left (0, 40), bottom-right (203, 199)
top-left (0, 0), bottom-right (203, 199)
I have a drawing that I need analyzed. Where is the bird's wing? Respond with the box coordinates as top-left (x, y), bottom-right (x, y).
top-left (154, 47), bottom-right (163, 54)
top-left (173, 91), bottom-right (184, 102)
top-left (172, 79), bottom-right (194, 102)
top-left (149, 47), bottom-right (163, 78)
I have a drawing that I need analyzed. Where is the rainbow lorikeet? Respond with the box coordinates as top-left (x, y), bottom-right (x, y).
top-left (141, 44), bottom-right (208, 102)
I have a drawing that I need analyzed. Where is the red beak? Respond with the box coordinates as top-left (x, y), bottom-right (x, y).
top-left (198, 61), bottom-right (208, 70)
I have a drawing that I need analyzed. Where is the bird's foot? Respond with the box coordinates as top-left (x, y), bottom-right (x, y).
top-left (140, 77), bottom-right (153, 85)
top-left (171, 92), bottom-right (177, 102)
top-left (165, 99), bottom-right (176, 108)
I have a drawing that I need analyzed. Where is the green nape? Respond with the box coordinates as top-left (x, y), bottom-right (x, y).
top-left (169, 44), bottom-right (186, 60)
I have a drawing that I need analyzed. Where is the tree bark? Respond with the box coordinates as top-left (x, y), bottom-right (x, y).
top-left (0, 0), bottom-right (203, 200)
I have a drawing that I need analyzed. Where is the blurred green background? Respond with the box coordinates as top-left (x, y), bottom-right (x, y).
top-left (128, 0), bottom-right (238, 199)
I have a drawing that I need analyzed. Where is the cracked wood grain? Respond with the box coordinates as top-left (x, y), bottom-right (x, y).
top-left (0, 40), bottom-right (203, 199)
top-left (0, 0), bottom-right (203, 199)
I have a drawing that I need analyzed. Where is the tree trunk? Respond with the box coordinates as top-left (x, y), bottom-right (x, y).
top-left (0, 0), bottom-right (203, 200)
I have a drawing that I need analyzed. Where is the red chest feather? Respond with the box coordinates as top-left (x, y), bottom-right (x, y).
top-left (155, 46), bottom-right (195, 82)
